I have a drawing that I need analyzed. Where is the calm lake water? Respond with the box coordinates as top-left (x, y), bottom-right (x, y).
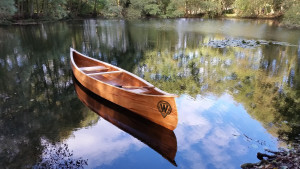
top-left (0, 18), bottom-right (299, 169)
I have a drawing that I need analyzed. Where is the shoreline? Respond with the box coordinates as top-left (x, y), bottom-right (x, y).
top-left (222, 13), bottom-right (283, 19)
top-left (1, 15), bottom-right (299, 29)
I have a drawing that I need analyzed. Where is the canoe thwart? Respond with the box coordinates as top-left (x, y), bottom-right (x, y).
top-left (115, 85), bottom-right (155, 94)
top-left (115, 85), bottom-right (155, 89)
top-left (80, 66), bottom-right (109, 71)
top-left (88, 71), bottom-right (123, 76)
top-left (120, 88), bottom-right (153, 94)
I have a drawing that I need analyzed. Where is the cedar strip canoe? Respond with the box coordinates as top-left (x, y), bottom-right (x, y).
top-left (70, 48), bottom-right (178, 130)
top-left (73, 77), bottom-right (177, 166)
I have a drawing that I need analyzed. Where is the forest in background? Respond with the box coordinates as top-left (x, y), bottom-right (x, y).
top-left (0, 0), bottom-right (299, 25)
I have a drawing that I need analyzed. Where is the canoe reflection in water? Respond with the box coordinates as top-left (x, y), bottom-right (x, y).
top-left (73, 77), bottom-right (178, 166)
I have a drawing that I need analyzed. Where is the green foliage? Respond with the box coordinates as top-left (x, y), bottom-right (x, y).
top-left (234, 0), bottom-right (256, 16)
top-left (1, 0), bottom-right (300, 26)
top-left (165, 0), bottom-right (185, 18)
top-left (94, 0), bottom-right (108, 13)
top-left (200, 1), bottom-right (222, 17)
top-left (129, 0), bottom-right (147, 9)
top-left (183, 0), bottom-right (223, 17)
top-left (234, 0), bottom-right (270, 16)
top-left (67, 0), bottom-right (106, 17)
top-left (283, 2), bottom-right (300, 26)
top-left (273, 0), bottom-right (284, 12)
top-left (144, 4), bottom-right (161, 16)
top-left (126, 7), bottom-right (141, 19)
top-left (106, 6), bottom-right (123, 17)
top-left (128, 0), bottom-right (161, 17)
top-left (223, 0), bottom-right (235, 9)
top-left (103, 0), bottom-right (123, 17)
top-left (45, 0), bottom-right (68, 19)
top-left (157, 0), bottom-right (170, 14)
top-left (78, 0), bottom-right (102, 16)
top-left (0, 0), bottom-right (16, 20)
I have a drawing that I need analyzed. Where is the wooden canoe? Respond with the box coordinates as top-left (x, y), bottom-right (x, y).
top-left (70, 48), bottom-right (178, 130)
top-left (73, 77), bottom-right (177, 166)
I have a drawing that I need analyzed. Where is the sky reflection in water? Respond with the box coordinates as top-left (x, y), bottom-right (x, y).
top-left (51, 93), bottom-right (278, 169)
top-left (0, 18), bottom-right (299, 169)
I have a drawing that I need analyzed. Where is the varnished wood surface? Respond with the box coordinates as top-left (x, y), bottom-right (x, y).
top-left (70, 48), bottom-right (178, 130)
top-left (73, 77), bottom-right (177, 166)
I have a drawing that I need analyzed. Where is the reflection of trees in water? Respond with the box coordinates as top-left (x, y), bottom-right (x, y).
top-left (0, 23), bottom-right (98, 168)
top-left (274, 92), bottom-right (300, 144)
top-left (34, 140), bottom-right (88, 169)
top-left (0, 19), bottom-right (299, 167)
top-left (135, 43), bottom-right (300, 144)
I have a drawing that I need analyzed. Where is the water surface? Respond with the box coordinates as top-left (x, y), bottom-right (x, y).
top-left (0, 18), bottom-right (299, 169)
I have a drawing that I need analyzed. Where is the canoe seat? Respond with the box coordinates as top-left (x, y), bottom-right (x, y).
top-left (80, 66), bottom-right (109, 72)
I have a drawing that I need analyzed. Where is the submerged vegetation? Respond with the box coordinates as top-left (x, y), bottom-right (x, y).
top-left (0, 0), bottom-right (299, 26)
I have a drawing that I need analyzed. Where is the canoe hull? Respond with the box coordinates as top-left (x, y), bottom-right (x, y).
top-left (73, 77), bottom-right (177, 166)
top-left (70, 48), bottom-right (178, 130)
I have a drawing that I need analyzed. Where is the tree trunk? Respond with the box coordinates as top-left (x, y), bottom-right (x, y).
top-left (16, 0), bottom-right (20, 18)
top-left (185, 0), bottom-right (188, 16)
top-left (25, 0), bottom-right (29, 17)
top-left (93, 0), bottom-right (97, 16)
top-left (44, 0), bottom-right (48, 15)
top-left (76, 0), bottom-right (83, 16)
top-left (36, 0), bottom-right (39, 15)
top-left (31, 0), bottom-right (34, 17)
top-left (21, 0), bottom-right (24, 18)
top-left (27, 0), bottom-right (34, 18)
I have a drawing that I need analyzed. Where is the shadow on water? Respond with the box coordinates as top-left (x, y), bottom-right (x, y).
top-left (73, 76), bottom-right (178, 166)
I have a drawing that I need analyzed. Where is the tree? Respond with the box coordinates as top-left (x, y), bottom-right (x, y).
top-left (103, 0), bottom-right (123, 17)
top-left (45, 0), bottom-right (68, 19)
top-left (272, 0), bottom-right (284, 12)
top-left (0, 0), bottom-right (16, 20)
top-left (234, 0), bottom-right (266, 16)
top-left (126, 0), bottom-right (162, 18)
top-left (223, 0), bottom-right (235, 10)
top-left (283, 1), bottom-right (300, 25)
top-left (157, 0), bottom-right (170, 15)
top-left (92, 0), bottom-right (107, 16)
top-left (165, 0), bottom-right (185, 18)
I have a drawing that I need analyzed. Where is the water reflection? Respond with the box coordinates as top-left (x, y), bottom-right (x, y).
top-left (73, 77), bottom-right (177, 166)
top-left (33, 140), bottom-right (88, 168)
top-left (0, 23), bottom-right (97, 168)
top-left (131, 39), bottom-right (299, 144)
top-left (175, 94), bottom-right (279, 169)
top-left (0, 18), bottom-right (299, 168)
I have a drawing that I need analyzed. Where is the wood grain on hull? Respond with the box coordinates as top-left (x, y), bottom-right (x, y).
top-left (70, 48), bottom-right (178, 130)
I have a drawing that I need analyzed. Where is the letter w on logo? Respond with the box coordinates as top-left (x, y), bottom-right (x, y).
top-left (160, 104), bottom-right (169, 113)
top-left (157, 101), bottom-right (172, 118)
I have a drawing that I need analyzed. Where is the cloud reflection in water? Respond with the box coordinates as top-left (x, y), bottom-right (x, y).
top-left (175, 94), bottom-right (278, 169)
top-left (43, 93), bottom-right (279, 169)
top-left (66, 119), bottom-right (144, 168)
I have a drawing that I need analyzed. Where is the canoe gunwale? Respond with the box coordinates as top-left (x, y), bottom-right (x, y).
top-left (70, 48), bottom-right (177, 98)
